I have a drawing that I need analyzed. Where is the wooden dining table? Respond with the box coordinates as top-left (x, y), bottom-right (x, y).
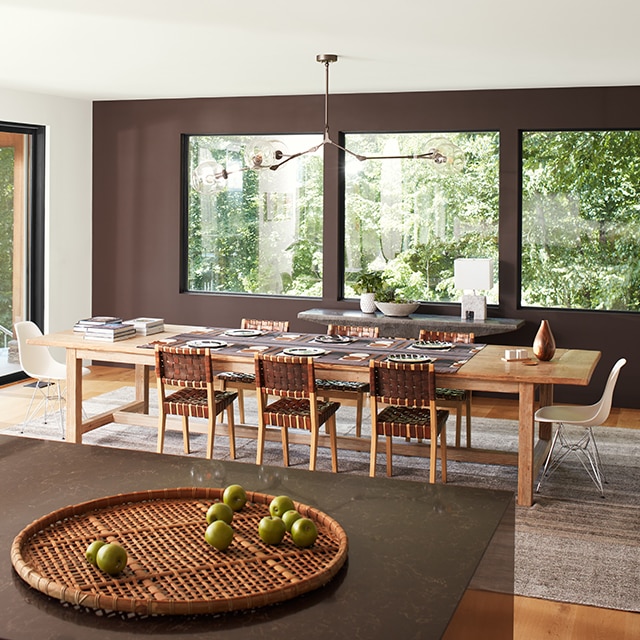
top-left (29, 323), bottom-right (601, 506)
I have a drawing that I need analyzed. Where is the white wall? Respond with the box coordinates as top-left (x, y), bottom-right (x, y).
top-left (0, 86), bottom-right (92, 333)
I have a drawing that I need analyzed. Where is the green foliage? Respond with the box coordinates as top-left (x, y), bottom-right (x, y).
top-left (344, 132), bottom-right (499, 303)
top-left (375, 285), bottom-right (420, 304)
top-left (352, 270), bottom-right (384, 294)
top-left (186, 135), bottom-right (322, 296)
top-left (522, 130), bottom-right (640, 311)
top-left (185, 129), bottom-right (640, 313)
top-left (0, 147), bottom-right (14, 331)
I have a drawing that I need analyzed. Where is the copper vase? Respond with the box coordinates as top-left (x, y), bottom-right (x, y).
top-left (533, 320), bottom-right (556, 361)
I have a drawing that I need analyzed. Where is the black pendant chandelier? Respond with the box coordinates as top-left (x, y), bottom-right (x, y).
top-left (192, 54), bottom-right (465, 194)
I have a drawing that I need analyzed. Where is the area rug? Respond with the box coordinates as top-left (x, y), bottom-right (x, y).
top-left (3, 386), bottom-right (639, 612)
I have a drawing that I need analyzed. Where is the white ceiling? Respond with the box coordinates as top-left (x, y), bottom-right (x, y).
top-left (1, 0), bottom-right (639, 101)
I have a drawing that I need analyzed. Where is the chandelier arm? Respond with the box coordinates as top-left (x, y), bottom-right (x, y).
top-left (347, 151), bottom-right (439, 161)
top-left (319, 58), bottom-right (450, 165)
top-left (268, 142), bottom-right (326, 170)
top-left (220, 164), bottom-right (257, 178)
top-left (324, 138), bottom-right (367, 162)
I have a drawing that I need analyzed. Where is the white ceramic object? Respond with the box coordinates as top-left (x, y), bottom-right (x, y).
top-left (359, 292), bottom-right (377, 313)
top-left (374, 301), bottom-right (420, 317)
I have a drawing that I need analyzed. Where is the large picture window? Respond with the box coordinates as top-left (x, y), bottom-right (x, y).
top-left (184, 134), bottom-right (323, 296)
top-left (521, 130), bottom-right (640, 311)
top-left (343, 132), bottom-right (500, 303)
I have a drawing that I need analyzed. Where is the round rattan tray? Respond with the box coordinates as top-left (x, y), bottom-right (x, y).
top-left (11, 487), bottom-right (348, 616)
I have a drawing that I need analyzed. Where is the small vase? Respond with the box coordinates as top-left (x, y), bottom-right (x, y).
top-left (533, 320), bottom-right (556, 361)
top-left (360, 292), bottom-right (377, 313)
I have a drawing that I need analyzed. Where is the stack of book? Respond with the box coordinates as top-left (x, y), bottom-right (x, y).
top-left (83, 322), bottom-right (137, 342)
top-left (74, 316), bottom-right (123, 333)
top-left (123, 317), bottom-right (165, 336)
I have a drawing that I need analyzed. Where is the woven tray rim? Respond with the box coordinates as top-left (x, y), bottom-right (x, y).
top-left (11, 487), bottom-right (348, 615)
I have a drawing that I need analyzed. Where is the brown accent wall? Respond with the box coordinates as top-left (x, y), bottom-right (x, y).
top-left (93, 87), bottom-right (640, 407)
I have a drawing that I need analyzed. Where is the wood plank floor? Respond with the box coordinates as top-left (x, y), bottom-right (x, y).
top-left (1, 365), bottom-right (639, 639)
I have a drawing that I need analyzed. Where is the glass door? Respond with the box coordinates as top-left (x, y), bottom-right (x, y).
top-left (0, 123), bottom-right (44, 384)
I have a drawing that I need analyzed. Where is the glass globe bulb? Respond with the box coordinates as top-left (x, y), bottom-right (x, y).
top-left (269, 139), bottom-right (289, 165)
top-left (425, 137), bottom-right (466, 175)
top-left (191, 160), bottom-right (227, 194)
top-left (244, 139), bottom-right (277, 169)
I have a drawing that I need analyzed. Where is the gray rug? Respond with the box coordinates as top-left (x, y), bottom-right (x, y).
top-left (4, 387), bottom-right (640, 612)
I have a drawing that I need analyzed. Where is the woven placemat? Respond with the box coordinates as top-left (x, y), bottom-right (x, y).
top-left (11, 487), bottom-right (348, 615)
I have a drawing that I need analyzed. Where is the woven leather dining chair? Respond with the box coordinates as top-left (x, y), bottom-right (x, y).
top-left (315, 324), bottom-right (380, 437)
top-left (535, 358), bottom-right (626, 497)
top-left (217, 318), bottom-right (290, 423)
top-left (369, 359), bottom-right (449, 483)
top-left (155, 345), bottom-right (238, 459)
top-left (419, 329), bottom-right (475, 448)
top-left (254, 353), bottom-right (340, 472)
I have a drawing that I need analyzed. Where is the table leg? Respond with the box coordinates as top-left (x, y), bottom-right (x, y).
top-left (517, 382), bottom-right (536, 507)
top-left (65, 348), bottom-right (83, 443)
top-left (135, 364), bottom-right (150, 411)
top-left (537, 384), bottom-right (554, 440)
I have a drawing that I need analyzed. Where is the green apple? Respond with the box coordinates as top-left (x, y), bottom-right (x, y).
top-left (85, 539), bottom-right (106, 566)
top-left (205, 520), bottom-right (234, 551)
top-left (206, 502), bottom-right (234, 525)
top-left (290, 517), bottom-right (318, 548)
top-left (96, 543), bottom-right (128, 575)
top-left (223, 484), bottom-right (247, 512)
top-left (281, 509), bottom-right (302, 533)
top-left (258, 516), bottom-right (286, 545)
top-left (269, 495), bottom-right (295, 518)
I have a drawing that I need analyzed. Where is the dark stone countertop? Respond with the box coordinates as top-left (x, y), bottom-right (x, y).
top-left (298, 308), bottom-right (525, 338)
top-left (0, 435), bottom-right (513, 639)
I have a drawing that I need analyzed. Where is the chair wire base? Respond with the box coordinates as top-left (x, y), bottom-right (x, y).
top-left (21, 380), bottom-right (66, 440)
top-left (536, 424), bottom-right (606, 497)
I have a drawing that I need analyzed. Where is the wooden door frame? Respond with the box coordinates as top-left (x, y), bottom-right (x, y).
top-left (0, 122), bottom-right (45, 385)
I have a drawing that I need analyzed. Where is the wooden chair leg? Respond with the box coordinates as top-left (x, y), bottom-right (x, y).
top-left (205, 414), bottom-right (214, 459)
top-left (157, 414), bottom-right (166, 454)
top-left (369, 431), bottom-right (378, 477)
top-left (429, 431), bottom-right (437, 484)
top-left (328, 415), bottom-right (338, 473)
top-left (182, 415), bottom-right (191, 455)
top-left (369, 397), bottom-right (378, 476)
top-left (355, 395), bottom-right (363, 438)
top-left (217, 380), bottom-right (227, 424)
top-left (256, 394), bottom-right (266, 465)
top-left (237, 388), bottom-right (246, 424)
top-left (227, 404), bottom-right (236, 460)
top-left (321, 395), bottom-right (330, 433)
top-left (309, 425), bottom-right (319, 472)
top-left (256, 422), bottom-right (265, 465)
top-left (465, 393), bottom-right (472, 447)
top-left (454, 404), bottom-right (462, 448)
top-left (440, 426), bottom-right (447, 483)
top-left (385, 436), bottom-right (393, 477)
top-left (281, 426), bottom-right (290, 467)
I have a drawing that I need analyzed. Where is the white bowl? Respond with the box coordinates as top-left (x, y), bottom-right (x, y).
top-left (374, 301), bottom-right (420, 317)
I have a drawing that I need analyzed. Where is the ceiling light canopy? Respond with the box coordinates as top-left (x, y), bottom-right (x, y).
top-left (192, 55), bottom-right (465, 194)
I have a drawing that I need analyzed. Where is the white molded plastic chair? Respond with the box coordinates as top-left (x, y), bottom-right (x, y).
top-left (535, 358), bottom-right (626, 497)
top-left (14, 321), bottom-right (90, 438)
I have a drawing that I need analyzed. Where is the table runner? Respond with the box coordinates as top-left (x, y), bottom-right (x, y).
top-left (138, 327), bottom-right (484, 375)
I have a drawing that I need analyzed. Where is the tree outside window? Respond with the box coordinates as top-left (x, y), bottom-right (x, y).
top-left (185, 134), bottom-right (323, 297)
top-left (0, 146), bottom-right (14, 331)
top-left (522, 130), bottom-right (640, 311)
top-left (343, 132), bottom-right (500, 303)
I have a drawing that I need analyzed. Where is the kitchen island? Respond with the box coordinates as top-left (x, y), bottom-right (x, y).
top-left (1, 435), bottom-right (514, 639)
